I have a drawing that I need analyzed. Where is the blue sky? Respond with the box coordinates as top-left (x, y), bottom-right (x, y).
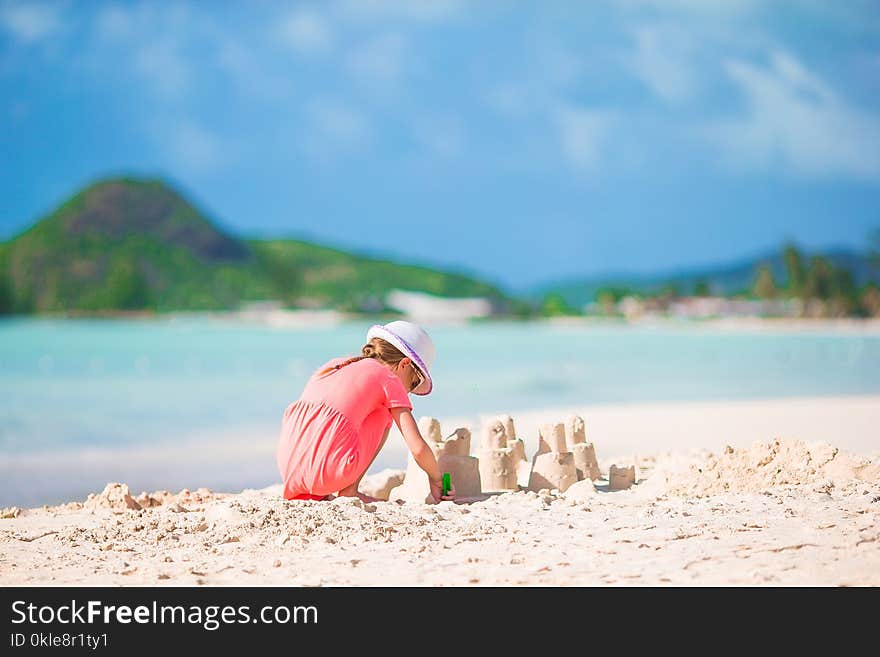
top-left (1, 0), bottom-right (879, 290)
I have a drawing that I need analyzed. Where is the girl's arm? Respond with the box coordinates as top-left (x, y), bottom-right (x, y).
top-left (390, 408), bottom-right (455, 501)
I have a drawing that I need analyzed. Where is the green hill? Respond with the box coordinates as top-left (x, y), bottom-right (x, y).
top-left (0, 177), bottom-right (508, 314)
top-left (250, 239), bottom-right (505, 311)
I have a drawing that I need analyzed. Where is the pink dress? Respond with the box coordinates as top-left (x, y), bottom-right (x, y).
top-left (276, 357), bottom-right (413, 500)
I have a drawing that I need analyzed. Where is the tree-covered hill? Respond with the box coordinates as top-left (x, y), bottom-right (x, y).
top-left (0, 178), bottom-right (508, 314)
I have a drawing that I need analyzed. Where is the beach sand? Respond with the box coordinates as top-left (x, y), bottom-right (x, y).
top-left (2, 395), bottom-right (878, 586)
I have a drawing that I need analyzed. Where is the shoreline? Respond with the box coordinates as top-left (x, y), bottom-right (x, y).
top-left (2, 393), bottom-right (878, 508)
top-left (3, 313), bottom-right (880, 334)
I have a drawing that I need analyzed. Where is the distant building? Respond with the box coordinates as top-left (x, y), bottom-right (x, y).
top-left (594, 295), bottom-right (805, 320)
top-left (236, 300), bottom-right (345, 327)
top-left (238, 300), bottom-right (284, 314)
top-left (385, 289), bottom-right (494, 323)
top-left (668, 297), bottom-right (801, 319)
top-left (618, 296), bottom-right (644, 320)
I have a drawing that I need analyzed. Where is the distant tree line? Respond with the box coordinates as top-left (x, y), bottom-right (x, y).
top-left (570, 231), bottom-right (880, 319)
top-left (752, 239), bottom-right (880, 317)
top-left (0, 269), bottom-right (11, 314)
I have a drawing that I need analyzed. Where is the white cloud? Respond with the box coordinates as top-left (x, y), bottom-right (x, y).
top-left (167, 122), bottom-right (226, 175)
top-left (485, 40), bottom-right (584, 116)
top-left (553, 104), bottom-right (616, 171)
top-left (135, 41), bottom-right (191, 98)
top-left (215, 40), bottom-right (287, 101)
top-left (305, 98), bottom-right (371, 155)
top-left (614, 0), bottom-right (757, 16)
top-left (346, 33), bottom-right (410, 90)
top-left (486, 42), bottom-right (619, 174)
top-left (413, 114), bottom-right (464, 157)
top-left (91, 4), bottom-right (194, 99)
top-left (703, 51), bottom-right (880, 180)
top-left (485, 83), bottom-right (537, 118)
top-left (92, 5), bottom-right (278, 102)
top-left (334, 0), bottom-right (463, 24)
top-left (95, 5), bottom-right (134, 41)
top-left (535, 41), bottom-right (582, 89)
top-left (277, 8), bottom-right (333, 56)
top-left (0, 2), bottom-right (60, 43)
top-left (629, 25), bottom-right (696, 103)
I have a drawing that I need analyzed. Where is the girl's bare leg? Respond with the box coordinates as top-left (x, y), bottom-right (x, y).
top-left (337, 425), bottom-right (392, 502)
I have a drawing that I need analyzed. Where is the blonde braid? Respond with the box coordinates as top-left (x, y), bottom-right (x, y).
top-left (316, 339), bottom-right (396, 377)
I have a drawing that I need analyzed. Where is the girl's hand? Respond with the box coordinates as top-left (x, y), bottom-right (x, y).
top-left (430, 478), bottom-right (456, 503)
top-left (391, 409), bottom-right (455, 502)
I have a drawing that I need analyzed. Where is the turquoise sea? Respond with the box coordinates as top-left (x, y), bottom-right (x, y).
top-left (2, 317), bottom-right (879, 506)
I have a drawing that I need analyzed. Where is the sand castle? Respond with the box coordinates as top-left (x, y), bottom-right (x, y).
top-left (528, 422), bottom-right (578, 493)
top-left (564, 415), bottom-right (601, 481)
top-left (477, 417), bottom-right (521, 492)
top-left (609, 464), bottom-right (636, 490)
top-left (388, 417), bottom-right (482, 503)
top-left (385, 413), bottom-right (629, 501)
top-left (497, 414), bottom-right (531, 487)
top-left (421, 416), bottom-right (443, 443)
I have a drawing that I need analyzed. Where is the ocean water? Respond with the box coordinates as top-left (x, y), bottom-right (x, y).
top-left (2, 317), bottom-right (879, 506)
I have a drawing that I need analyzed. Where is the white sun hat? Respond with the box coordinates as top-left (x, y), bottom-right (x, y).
top-left (366, 320), bottom-right (436, 395)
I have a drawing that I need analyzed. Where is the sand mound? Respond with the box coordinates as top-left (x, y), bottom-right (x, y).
top-left (57, 494), bottom-right (458, 557)
top-left (82, 483), bottom-right (222, 512)
top-left (560, 479), bottom-right (595, 501)
top-left (171, 488), bottom-right (222, 507)
top-left (135, 490), bottom-right (175, 508)
top-left (359, 469), bottom-right (405, 501)
top-left (667, 438), bottom-right (880, 497)
top-left (85, 483), bottom-right (142, 511)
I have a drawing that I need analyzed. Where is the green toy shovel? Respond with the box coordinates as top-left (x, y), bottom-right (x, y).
top-left (442, 472), bottom-right (452, 497)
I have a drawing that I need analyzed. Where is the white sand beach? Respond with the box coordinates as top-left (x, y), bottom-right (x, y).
top-left (1, 395), bottom-right (878, 586)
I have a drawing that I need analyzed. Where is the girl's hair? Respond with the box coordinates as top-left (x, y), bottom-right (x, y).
top-left (318, 337), bottom-right (409, 376)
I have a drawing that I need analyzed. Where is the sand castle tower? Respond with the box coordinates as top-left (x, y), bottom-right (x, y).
top-left (435, 427), bottom-right (482, 498)
top-left (477, 419), bottom-right (518, 492)
top-left (477, 414), bottom-right (530, 491)
top-left (497, 414), bottom-right (530, 487)
top-left (609, 464), bottom-right (636, 490)
top-left (388, 417), bottom-right (482, 503)
top-left (420, 416), bottom-right (443, 444)
top-left (528, 422), bottom-right (578, 493)
top-left (564, 415), bottom-right (601, 481)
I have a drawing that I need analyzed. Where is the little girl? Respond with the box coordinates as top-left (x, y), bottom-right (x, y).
top-left (276, 320), bottom-right (456, 503)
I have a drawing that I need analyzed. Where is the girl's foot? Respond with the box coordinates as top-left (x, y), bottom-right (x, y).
top-left (336, 489), bottom-right (381, 503)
